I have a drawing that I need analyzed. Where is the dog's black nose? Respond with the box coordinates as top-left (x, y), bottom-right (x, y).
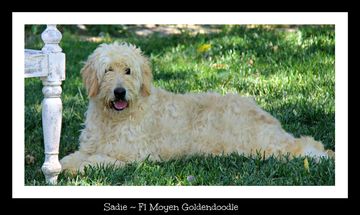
top-left (114, 87), bottom-right (126, 99)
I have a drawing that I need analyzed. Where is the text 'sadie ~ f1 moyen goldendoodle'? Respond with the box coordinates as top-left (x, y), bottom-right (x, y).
top-left (60, 42), bottom-right (334, 172)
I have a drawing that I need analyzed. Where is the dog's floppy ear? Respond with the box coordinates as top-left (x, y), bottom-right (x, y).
top-left (141, 59), bottom-right (153, 97)
top-left (81, 61), bottom-right (99, 97)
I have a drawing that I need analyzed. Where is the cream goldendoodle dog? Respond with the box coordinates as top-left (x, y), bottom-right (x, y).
top-left (60, 42), bottom-right (334, 172)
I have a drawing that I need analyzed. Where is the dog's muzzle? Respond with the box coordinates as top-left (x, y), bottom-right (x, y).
top-left (111, 87), bottom-right (128, 111)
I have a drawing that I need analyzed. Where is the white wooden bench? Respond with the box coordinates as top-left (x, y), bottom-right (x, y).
top-left (25, 25), bottom-right (65, 184)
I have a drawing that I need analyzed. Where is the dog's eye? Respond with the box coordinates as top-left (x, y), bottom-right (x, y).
top-left (105, 67), bottom-right (113, 73)
top-left (125, 68), bottom-right (131, 75)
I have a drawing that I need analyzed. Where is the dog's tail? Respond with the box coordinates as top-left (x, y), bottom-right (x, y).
top-left (291, 136), bottom-right (334, 159)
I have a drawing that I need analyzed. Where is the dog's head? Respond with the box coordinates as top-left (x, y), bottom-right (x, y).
top-left (81, 42), bottom-right (153, 112)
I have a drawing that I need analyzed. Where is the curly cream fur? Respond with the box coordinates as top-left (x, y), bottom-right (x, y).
top-left (60, 42), bottom-right (334, 172)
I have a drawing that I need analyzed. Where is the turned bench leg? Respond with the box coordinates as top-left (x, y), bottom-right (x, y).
top-left (41, 81), bottom-right (63, 184)
top-left (40, 25), bottom-right (65, 184)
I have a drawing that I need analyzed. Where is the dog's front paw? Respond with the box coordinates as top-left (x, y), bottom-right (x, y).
top-left (60, 151), bottom-right (89, 174)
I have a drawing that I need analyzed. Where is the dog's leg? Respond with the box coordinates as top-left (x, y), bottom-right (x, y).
top-left (255, 123), bottom-right (334, 159)
top-left (299, 137), bottom-right (328, 157)
top-left (281, 136), bottom-right (334, 159)
top-left (60, 151), bottom-right (90, 174)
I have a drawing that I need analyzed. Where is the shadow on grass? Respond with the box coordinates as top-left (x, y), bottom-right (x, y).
top-left (268, 102), bottom-right (335, 151)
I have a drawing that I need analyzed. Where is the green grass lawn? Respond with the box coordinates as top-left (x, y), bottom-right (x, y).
top-left (25, 25), bottom-right (335, 185)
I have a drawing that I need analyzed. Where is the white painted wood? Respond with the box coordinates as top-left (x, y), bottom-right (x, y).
top-left (25, 50), bottom-right (48, 78)
top-left (41, 24), bottom-right (63, 53)
top-left (41, 81), bottom-right (63, 184)
top-left (25, 25), bottom-right (65, 184)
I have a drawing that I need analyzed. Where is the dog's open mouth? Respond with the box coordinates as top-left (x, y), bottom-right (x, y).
top-left (111, 99), bottom-right (128, 111)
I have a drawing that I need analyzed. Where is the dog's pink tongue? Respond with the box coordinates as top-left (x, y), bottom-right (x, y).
top-left (114, 101), bottom-right (128, 110)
